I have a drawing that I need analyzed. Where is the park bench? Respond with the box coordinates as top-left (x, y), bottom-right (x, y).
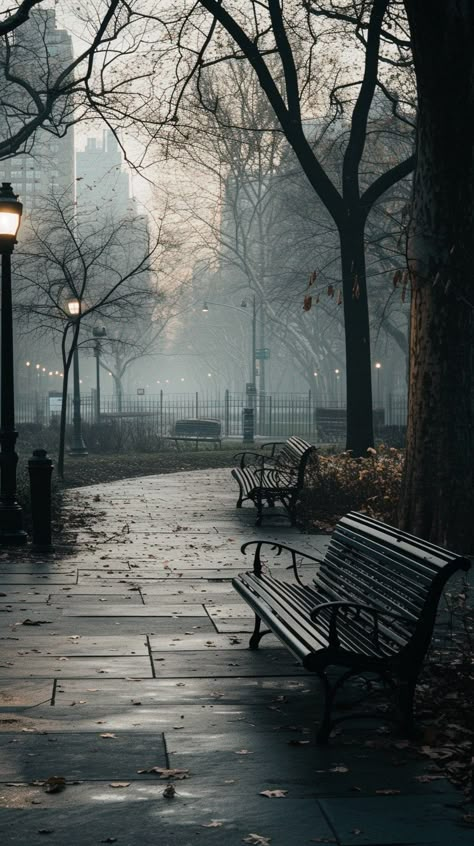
top-left (232, 511), bottom-right (471, 743)
top-left (231, 435), bottom-right (316, 526)
top-left (166, 418), bottom-right (222, 449)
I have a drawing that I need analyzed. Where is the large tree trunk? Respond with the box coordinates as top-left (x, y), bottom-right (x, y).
top-left (340, 221), bottom-right (374, 455)
top-left (400, 1), bottom-right (474, 551)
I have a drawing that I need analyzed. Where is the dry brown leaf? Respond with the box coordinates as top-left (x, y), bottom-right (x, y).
top-left (43, 776), bottom-right (66, 794)
top-left (137, 767), bottom-right (189, 779)
top-left (109, 782), bottom-right (130, 788)
top-left (259, 789), bottom-right (288, 798)
top-left (162, 784), bottom-right (176, 799)
top-left (100, 733), bottom-right (116, 739)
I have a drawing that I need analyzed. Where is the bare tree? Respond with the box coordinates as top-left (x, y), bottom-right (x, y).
top-left (14, 195), bottom-right (165, 477)
top-left (148, 0), bottom-right (414, 454)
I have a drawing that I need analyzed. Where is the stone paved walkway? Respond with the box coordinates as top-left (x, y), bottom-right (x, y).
top-left (0, 469), bottom-right (470, 845)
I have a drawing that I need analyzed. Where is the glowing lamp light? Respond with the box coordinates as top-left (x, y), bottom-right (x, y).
top-left (67, 298), bottom-right (81, 317)
top-left (0, 183), bottom-right (22, 245)
top-left (202, 302), bottom-right (209, 313)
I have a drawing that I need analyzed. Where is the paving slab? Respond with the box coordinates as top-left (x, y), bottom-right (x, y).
top-left (0, 636), bottom-right (148, 657)
top-left (0, 655), bottom-right (153, 678)
top-left (0, 731), bottom-right (167, 781)
top-left (150, 649), bottom-right (304, 677)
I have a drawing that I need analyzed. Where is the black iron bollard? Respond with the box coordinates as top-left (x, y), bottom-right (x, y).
top-left (28, 449), bottom-right (54, 553)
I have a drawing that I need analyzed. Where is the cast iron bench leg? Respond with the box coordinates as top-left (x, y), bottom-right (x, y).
top-left (315, 672), bottom-right (336, 745)
top-left (249, 614), bottom-right (271, 650)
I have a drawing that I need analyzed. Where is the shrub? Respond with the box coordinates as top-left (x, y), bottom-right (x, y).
top-left (298, 445), bottom-right (404, 530)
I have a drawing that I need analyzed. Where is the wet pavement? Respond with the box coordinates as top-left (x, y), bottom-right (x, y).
top-left (0, 469), bottom-right (470, 845)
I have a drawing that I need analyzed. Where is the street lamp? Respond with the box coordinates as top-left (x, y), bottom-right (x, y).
top-left (67, 297), bottom-right (88, 456)
top-left (203, 298), bottom-right (257, 392)
top-left (375, 361), bottom-right (382, 408)
top-left (0, 182), bottom-right (27, 545)
top-left (92, 326), bottom-right (107, 424)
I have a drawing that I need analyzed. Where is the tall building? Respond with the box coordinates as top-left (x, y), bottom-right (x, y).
top-left (0, 8), bottom-right (75, 210)
top-left (76, 131), bottom-right (131, 220)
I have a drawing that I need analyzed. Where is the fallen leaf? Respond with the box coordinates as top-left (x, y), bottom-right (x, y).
top-left (375, 789), bottom-right (401, 795)
top-left (202, 820), bottom-right (224, 828)
top-left (137, 767), bottom-right (189, 779)
top-left (22, 619), bottom-right (51, 626)
top-left (109, 782), bottom-right (130, 788)
top-left (163, 784), bottom-right (176, 799)
top-left (260, 789), bottom-right (288, 798)
top-left (243, 835), bottom-right (271, 845)
top-left (43, 776), bottom-right (66, 794)
top-left (100, 733), bottom-right (116, 739)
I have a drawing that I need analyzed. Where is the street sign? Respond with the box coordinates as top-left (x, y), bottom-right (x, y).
top-left (246, 382), bottom-right (257, 394)
top-left (48, 394), bottom-right (62, 416)
top-left (255, 348), bottom-right (270, 359)
top-left (137, 388), bottom-right (145, 395)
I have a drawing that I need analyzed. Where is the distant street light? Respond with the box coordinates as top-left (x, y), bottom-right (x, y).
top-left (0, 182), bottom-right (27, 545)
top-left (375, 361), bottom-right (382, 407)
top-left (67, 297), bottom-right (88, 456)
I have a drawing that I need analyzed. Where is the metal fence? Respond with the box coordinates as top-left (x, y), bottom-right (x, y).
top-left (16, 390), bottom-right (408, 444)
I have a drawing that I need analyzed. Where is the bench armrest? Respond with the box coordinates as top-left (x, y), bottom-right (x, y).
top-left (260, 441), bottom-right (285, 457)
top-left (233, 451), bottom-right (269, 469)
top-left (309, 601), bottom-right (415, 654)
top-left (241, 540), bottom-right (325, 587)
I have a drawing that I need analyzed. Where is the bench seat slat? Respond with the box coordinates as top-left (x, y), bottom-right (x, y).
top-left (235, 573), bottom-right (403, 659)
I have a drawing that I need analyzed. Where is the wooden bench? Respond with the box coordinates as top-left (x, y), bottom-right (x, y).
top-left (166, 418), bottom-right (222, 449)
top-left (231, 436), bottom-right (316, 526)
top-left (232, 511), bottom-right (471, 743)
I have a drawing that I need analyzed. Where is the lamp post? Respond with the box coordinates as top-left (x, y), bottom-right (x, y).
top-left (67, 298), bottom-right (88, 456)
top-left (202, 298), bottom-right (257, 391)
top-left (92, 326), bottom-right (107, 424)
top-left (375, 361), bottom-right (382, 408)
top-left (0, 182), bottom-right (27, 545)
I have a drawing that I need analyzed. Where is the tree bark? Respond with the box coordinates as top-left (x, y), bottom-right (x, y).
top-left (339, 219), bottom-right (374, 454)
top-left (400, 1), bottom-right (474, 551)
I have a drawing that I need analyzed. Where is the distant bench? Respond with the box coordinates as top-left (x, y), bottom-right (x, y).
top-left (231, 435), bottom-right (316, 525)
top-left (165, 418), bottom-right (222, 449)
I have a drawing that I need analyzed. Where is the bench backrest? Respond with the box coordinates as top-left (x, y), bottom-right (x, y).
top-left (173, 418), bottom-right (221, 437)
top-left (319, 511), bottom-right (471, 659)
top-left (275, 436), bottom-right (316, 486)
